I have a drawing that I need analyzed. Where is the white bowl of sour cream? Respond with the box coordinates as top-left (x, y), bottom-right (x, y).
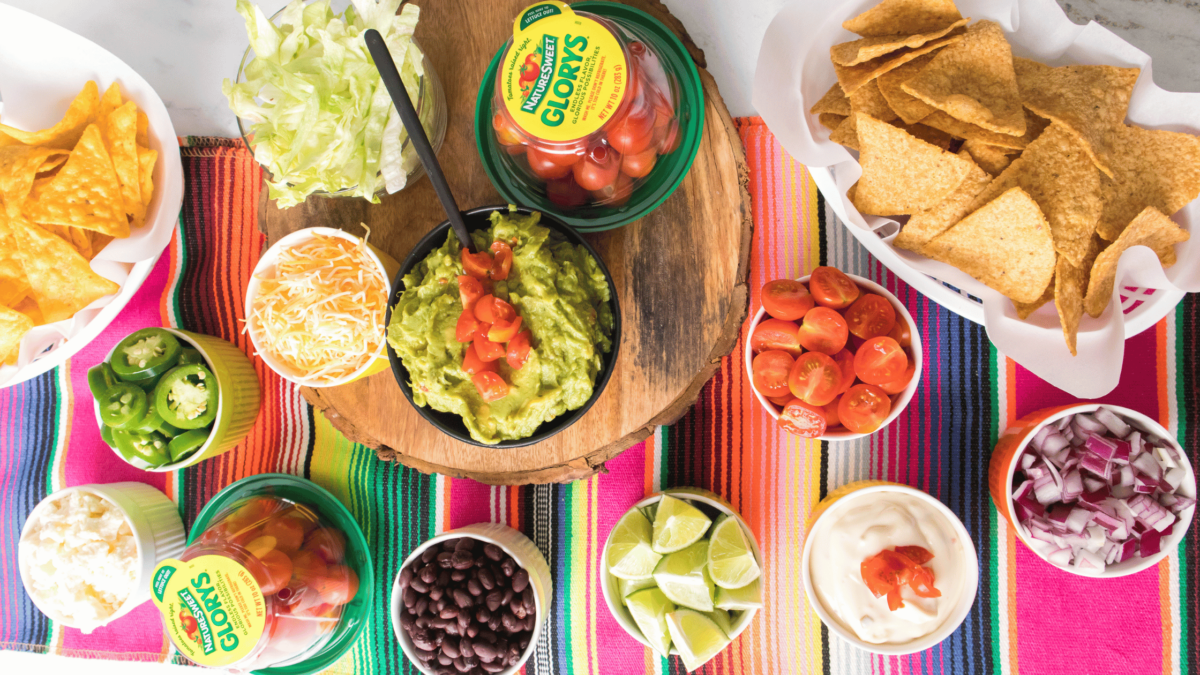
top-left (801, 483), bottom-right (978, 654)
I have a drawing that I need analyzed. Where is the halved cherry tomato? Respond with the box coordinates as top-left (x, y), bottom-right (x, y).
top-left (750, 318), bottom-right (802, 355)
top-left (767, 394), bottom-right (793, 407)
top-left (489, 316), bottom-right (523, 343)
top-left (458, 276), bottom-right (484, 309)
top-left (462, 248), bottom-right (493, 280)
top-left (546, 175), bottom-right (590, 207)
top-left (879, 361), bottom-right (916, 395)
top-left (620, 147), bottom-right (658, 178)
top-left (787, 351), bottom-right (843, 406)
top-left (472, 371), bottom-right (509, 402)
top-left (473, 295), bottom-right (516, 324)
top-left (844, 294), bottom-right (896, 340)
top-left (473, 335), bottom-right (506, 363)
top-left (838, 384), bottom-right (892, 434)
top-left (462, 342), bottom-right (497, 375)
top-left (888, 314), bottom-right (913, 349)
top-left (751, 350), bottom-right (794, 398)
top-left (493, 112), bottom-right (524, 146)
top-left (809, 267), bottom-right (861, 309)
top-left (262, 517), bottom-right (305, 553)
top-left (762, 279), bottom-right (816, 321)
top-left (573, 146), bottom-right (621, 191)
top-left (526, 145), bottom-right (572, 180)
top-left (823, 397), bottom-right (842, 428)
top-left (489, 241), bottom-right (513, 281)
top-left (592, 173), bottom-right (633, 206)
top-left (317, 565), bottom-right (360, 605)
top-left (854, 336), bottom-right (908, 385)
top-left (456, 311), bottom-right (482, 343)
top-left (796, 307), bottom-right (849, 355)
top-left (255, 549), bottom-right (294, 596)
top-left (832, 349), bottom-right (856, 394)
top-left (507, 330), bottom-right (532, 370)
top-left (778, 398), bottom-right (827, 438)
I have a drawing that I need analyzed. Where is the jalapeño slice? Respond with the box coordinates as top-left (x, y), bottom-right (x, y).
top-left (178, 348), bottom-right (205, 366)
top-left (112, 429), bottom-right (170, 468)
top-left (87, 363), bottom-right (119, 399)
top-left (99, 383), bottom-right (151, 430)
top-left (155, 364), bottom-right (219, 429)
top-left (111, 328), bottom-right (183, 382)
top-left (167, 429), bottom-right (210, 463)
top-left (100, 424), bottom-right (116, 450)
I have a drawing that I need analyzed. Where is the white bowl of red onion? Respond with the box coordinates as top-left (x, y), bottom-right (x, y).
top-left (990, 404), bottom-right (1195, 578)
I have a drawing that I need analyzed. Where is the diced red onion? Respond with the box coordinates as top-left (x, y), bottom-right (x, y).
top-left (1083, 477), bottom-right (1106, 493)
top-left (1154, 445), bottom-right (1180, 471)
top-left (1032, 425), bottom-right (1054, 452)
top-left (1112, 484), bottom-right (1135, 499)
top-left (1110, 440), bottom-right (1132, 465)
top-left (1116, 465), bottom-right (1135, 487)
top-left (1074, 413), bottom-right (1106, 434)
top-left (1065, 508), bottom-right (1095, 533)
top-left (1085, 434), bottom-right (1118, 461)
top-left (1091, 510), bottom-right (1124, 532)
top-left (1020, 452), bottom-right (1037, 471)
top-left (1047, 548), bottom-right (1073, 566)
top-left (1131, 452), bottom-right (1162, 481)
top-left (1080, 453), bottom-right (1112, 482)
top-left (1168, 495), bottom-right (1197, 514)
top-left (1134, 472), bottom-right (1159, 494)
top-left (1061, 470), bottom-right (1084, 502)
top-left (1116, 539), bottom-right (1138, 563)
top-left (1128, 431), bottom-right (1144, 458)
top-left (1140, 529), bottom-right (1162, 557)
top-left (1093, 407), bottom-right (1132, 437)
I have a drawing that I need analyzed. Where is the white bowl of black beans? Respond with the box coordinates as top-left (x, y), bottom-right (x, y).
top-left (391, 523), bottom-right (553, 675)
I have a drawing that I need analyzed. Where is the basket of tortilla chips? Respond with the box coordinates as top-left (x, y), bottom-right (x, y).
top-left (754, 0), bottom-right (1200, 397)
top-left (0, 5), bottom-right (183, 387)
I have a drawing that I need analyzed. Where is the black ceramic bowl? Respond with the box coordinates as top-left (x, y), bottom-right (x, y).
top-left (385, 205), bottom-right (621, 448)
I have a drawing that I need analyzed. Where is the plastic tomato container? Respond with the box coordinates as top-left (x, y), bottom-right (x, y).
top-left (476, 0), bottom-right (703, 232)
top-left (149, 475), bottom-right (372, 675)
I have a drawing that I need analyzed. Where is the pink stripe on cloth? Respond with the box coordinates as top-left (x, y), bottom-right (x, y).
top-left (447, 480), bottom-right (494, 529)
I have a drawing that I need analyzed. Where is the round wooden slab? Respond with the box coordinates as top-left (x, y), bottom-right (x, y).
top-left (261, 0), bottom-right (751, 484)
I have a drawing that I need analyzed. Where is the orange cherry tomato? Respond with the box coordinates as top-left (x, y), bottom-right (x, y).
top-left (255, 549), bottom-right (294, 596)
top-left (507, 330), bottom-right (532, 370)
top-left (778, 398), bottom-right (827, 438)
top-left (797, 307), bottom-right (849, 355)
top-left (526, 145), bottom-right (572, 180)
top-left (750, 318), bottom-right (802, 355)
top-left (879, 361), bottom-right (916, 395)
top-left (838, 384), bottom-right (892, 434)
top-left (472, 370), bottom-right (509, 402)
top-left (844, 294), bottom-right (897, 340)
top-left (303, 528), bottom-right (346, 565)
top-left (751, 350), bottom-right (794, 398)
top-left (573, 146), bottom-right (621, 191)
top-left (461, 248), bottom-right (493, 280)
top-left (492, 111), bottom-right (524, 146)
top-left (787, 351), bottom-right (843, 407)
top-left (314, 565), bottom-right (360, 606)
top-left (888, 314), bottom-right (913, 349)
top-left (262, 517), bottom-right (306, 553)
top-left (472, 335), bottom-right (506, 363)
top-left (832, 349), bottom-right (856, 394)
top-left (854, 336), bottom-right (908, 385)
top-left (489, 241), bottom-right (513, 281)
top-left (458, 276), bottom-right (484, 309)
top-left (462, 342), bottom-right (498, 375)
top-left (290, 549), bottom-right (328, 587)
top-left (488, 316), bottom-right (523, 343)
top-left (823, 397), bottom-right (842, 428)
top-left (592, 172), bottom-right (634, 206)
top-left (809, 267), bottom-right (861, 309)
top-left (456, 310), bottom-right (482, 343)
top-left (761, 279), bottom-right (816, 321)
top-left (620, 147), bottom-right (658, 178)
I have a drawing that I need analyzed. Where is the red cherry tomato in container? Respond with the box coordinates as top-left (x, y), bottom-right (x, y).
top-left (787, 352), bottom-right (843, 407)
top-left (546, 175), bottom-right (590, 208)
top-left (854, 336), bottom-right (908, 385)
top-left (797, 307), bottom-right (849, 355)
top-left (526, 145), bottom-right (571, 180)
top-left (823, 398), bottom-right (842, 428)
top-left (809, 267), bottom-right (861, 309)
top-left (778, 399), bottom-right (827, 438)
top-left (750, 318), bottom-right (802, 355)
top-left (762, 279), bottom-right (816, 321)
top-left (592, 173), bottom-right (633, 206)
top-left (751, 350), bottom-right (795, 398)
top-left (606, 110), bottom-right (655, 155)
top-left (573, 146), bottom-right (621, 191)
top-left (456, 311), bottom-right (482, 343)
top-left (839, 384), bottom-right (892, 434)
top-left (255, 550), bottom-right (294, 596)
top-left (621, 148), bottom-right (658, 179)
top-left (844, 294), bottom-right (897, 340)
top-left (655, 118), bottom-right (681, 155)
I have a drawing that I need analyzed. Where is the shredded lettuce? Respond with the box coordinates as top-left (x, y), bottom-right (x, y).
top-left (222, 0), bottom-right (424, 208)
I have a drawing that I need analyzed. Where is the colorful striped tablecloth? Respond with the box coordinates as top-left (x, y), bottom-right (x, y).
top-left (1, 121), bottom-right (1198, 675)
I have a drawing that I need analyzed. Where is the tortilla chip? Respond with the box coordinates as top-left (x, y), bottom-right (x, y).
top-left (1013, 277), bottom-right (1054, 320)
top-left (832, 18), bottom-right (969, 66)
top-left (921, 108), bottom-right (1048, 150)
top-left (7, 215), bottom-right (119, 323)
top-left (819, 113), bottom-right (847, 132)
top-left (962, 139), bottom-right (1016, 176)
top-left (97, 82), bottom-right (124, 124)
top-left (1055, 237), bottom-right (1102, 355)
top-left (900, 21), bottom-right (1025, 136)
top-left (0, 211), bottom-right (30, 307)
top-left (104, 102), bottom-right (144, 228)
top-left (1084, 207), bottom-right (1189, 318)
top-left (811, 83), bottom-right (852, 116)
top-left (23, 124), bottom-right (128, 238)
top-left (89, 234), bottom-right (115, 258)
top-left (853, 113), bottom-right (974, 215)
top-left (834, 33), bottom-right (964, 95)
top-left (829, 112), bottom-right (952, 152)
top-left (895, 150), bottom-right (992, 252)
top-left (876, 53), bottom-right (940, 124)
top-left (12, 296), bottom-right (43, 326)
top-left (904, 123), bottom-right (954, 150)
top-left (923, 186), bottom-right (1056, 303)
top-left (830, 114), bottom-right (862, 149)
top-left (843, 0), bottom-right (964, 37)
top-left (138, 146), bottom-right (158, 208)
top-left (1013, 58), bottom-right (1138, 179)
top-left (849, 80), bottom-right (900, 121)
top-left (1096, 124), bottom-right (1200, 241)
top-left (136, 111), bottom-right (150, 149)
top-left (0, 305), bottom-right (34, 366)
top-left (0, 146), bottom-right (70, 217)
top-left (0, 81), bottom-right (99, 150)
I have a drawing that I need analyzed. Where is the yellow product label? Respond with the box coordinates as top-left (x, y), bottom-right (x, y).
top-left (501, 1), bottom-right (628, 142)
top-left (151, 555), bottom-right (267, 667)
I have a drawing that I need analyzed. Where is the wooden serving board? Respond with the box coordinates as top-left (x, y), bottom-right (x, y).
top-left (261, 0), bottom-right (751, 484)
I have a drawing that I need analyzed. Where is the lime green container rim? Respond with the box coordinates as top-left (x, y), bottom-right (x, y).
top-left (187, 474), bottom-right (375, 675)
top-left (474, 1), bottom-right (705, 232)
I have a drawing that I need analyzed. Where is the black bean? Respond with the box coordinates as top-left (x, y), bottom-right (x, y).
top-left (507, 643), bottom-right (522, 662)
top-left (467, 579), bottom-right (483, 596)
top-left (487, 615), bottom-right (501, 632)
top-left (437, 653), bottom-right (453, 666)
top-left (439, 570), bottom-right (452, 586)
top-left (501, 589), bottom-right (513, 607)
top-left (451, 569), bottom-right (467, 582)
top-left (438, 551), bottom-right (455, 568)
top-left (429, 585), bottom-right (444, 602)
top-left (511, 601), bottom-right (526, 620)
top-left (444, 540), bottom-right (458, 552)
top-left (479, 629), bottom-right (497, 644)
top-left (458, 612), bottom-right (471, 629)
top-left (485, 590), bottom-right (502, 612)
top-left (452, 551), bottom-right (475, 570)
top-left (453, 657), bottom-right (469, 673)
top-left (440, 606), bottom-right (459, 620)
top-left (481, 662), bottom-right (505, 673)
top-left (462, 655), bottom-right (479, 669)
top-left (431, 629), bottom-right (446, 648)
top-left (484, 544), bottom-right (504, 561)
top-left (422, 547), bottom-right (438, 563)
top-left (522, 587), bottom-right (534, 610)
top-left (523, 614), bottom-right (535, 632)
top-left (478, 568), bottom-right (495, 590)
top-left (518, 637), bottom-right (529, 650)
top-left (501, 611), bottom-right (521, 633)
top-left (411, 578), bottom-right (429, 593)
top-left (416, 616), bottom-right (431, 629)
top-left (421, 564), bottom-right (438, 584)
top-left (404, 586), bottom-right (418, 607)
top-left (511, 569), bottom-right (529, 593)
top-left (414, 597), bottom-right (429, 617)
top-left (414, 646), bottom-right (434, 661)
top-left (459, 636), bottom-right (475, 657)
top-left (433, 598), bottom-right (446, 614)
top-left (444, 622), bottom-right (460, 636)
top-left (441, 637), bottom-right (460, 659)
top-left (400, 566), bottom-right (414, 589)
top-left (429, 617), bottom-right (449, 630)
top-left (411, 628), bottom-right (436, 651)
top-left (455, 537), bottom-right (476, 552)
top-left (500, 558), bottom-right (516, 577)
top-left (466, 623), bottom-right (479, 638)
top-left (473, 640), bottom-right (497, 662)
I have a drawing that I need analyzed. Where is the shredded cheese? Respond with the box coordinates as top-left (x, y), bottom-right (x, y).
top-left (249, 230), bottom-right (388, 383)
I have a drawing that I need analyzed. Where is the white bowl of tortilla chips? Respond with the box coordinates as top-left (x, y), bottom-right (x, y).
top-left (0, 5), bottom-right (183, 388)
top-left (754, 0), bottom-right (1200, 398)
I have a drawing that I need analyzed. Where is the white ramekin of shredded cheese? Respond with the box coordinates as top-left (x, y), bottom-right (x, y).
top-left (19, 483), bottom-right (186, 633)
top-left (245, 226), bottom-right (400, 387)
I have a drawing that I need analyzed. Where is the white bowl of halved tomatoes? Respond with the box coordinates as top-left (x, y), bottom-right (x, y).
top-left (744, 268), bottom-right (922, 440)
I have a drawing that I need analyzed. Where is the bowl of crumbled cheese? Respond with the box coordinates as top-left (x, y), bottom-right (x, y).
top-left (18, 483), bottom-right (186, 633)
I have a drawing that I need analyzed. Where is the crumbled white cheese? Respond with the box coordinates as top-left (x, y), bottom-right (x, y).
top-left (20, 491), bottom-right (138, 631)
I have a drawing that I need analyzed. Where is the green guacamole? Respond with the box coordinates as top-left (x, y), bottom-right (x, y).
top-left (387, 209), bottom-right (614, 444)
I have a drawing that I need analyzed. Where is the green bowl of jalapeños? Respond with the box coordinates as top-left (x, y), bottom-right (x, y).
top-left (93, 327), bottom-right (262, 472)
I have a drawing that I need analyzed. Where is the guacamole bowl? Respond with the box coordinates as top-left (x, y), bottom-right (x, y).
top-left (386, 205), bottom-right (621, 448)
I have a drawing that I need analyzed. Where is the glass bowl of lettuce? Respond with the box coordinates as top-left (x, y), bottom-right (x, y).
top-left (224, 0), bottom-right (447, 209)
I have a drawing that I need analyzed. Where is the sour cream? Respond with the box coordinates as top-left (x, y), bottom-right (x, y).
top-left (808, 491), bottom-right (966, 645)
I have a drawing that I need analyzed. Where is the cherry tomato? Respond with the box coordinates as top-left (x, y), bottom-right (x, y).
top-left (458, 276), bottom-right (484, 309)
top-left (888, 314), bottom-right (912, 349)
top-left (492, 111), bottom-right (524, 146)
top-left (787, 351), bottom-right (843, 407)
top-left (573, 146), bottom-right (621, 191)
top-left (456, 310), bottom-right (482, 343)
top-left (854, 336), bottom-right (908, 385)
top-left (291, 549), bottom-right (328, 586)
top-left (546, 176), bottom-right (590, 208)
top-left (620, 147), bottom-right (658, 178)
top-left (507, 330), bottom-right (532, 370)
top-left (809, 267), bottom-right (861, 309)
top-left (303, 528), bottom-right (345, 565)
top-left (750, 318), bottom-right (802, 355)
top-left (655, 118), bottom-right (680, 155)
top-left (472, 371), bottom-right (509, 402)
top-left (751, 350), bottom-right (794, 398)
top-left (262, 516), bottom-right (306, 553)
top-left (607, 114), bottom-right (655, 155)
top-left (472, 336), bottom-right (505, 363)
top-left (592, 173), bottom-right (633, 206)
top-left (823, 397), bottom-right (842, 428)
top-left (317, 565), bottom-right (360, 605)
top-left (879, 361), bottom-right (916, 395)
top-left (461, 248), bottom-right (493, 280)
top-left (778, 399), bottom-right (827, 438)
top-left (489, 241), bottom-right (513, 281)
top-left (767, 394), bottom-right (793, 407)
top-left (797, 307), bottom-right (849, 355)
top-left (844, 294), bottom-right (897, 340)
top-left (462, 342), bottom-right (497, 375)
top-left (488, 316), bottom-right (523, 343)
top-left (526, 145), bottom-right (571, 180)
top-left (504, 143), bottom-right (527, 156)
top-left (762, 279), bottom-right (816, 321)
top-left (255, 549), bottom-right (294, 596)
top-left (838, 384), bottom-right (892, 434)
top-left (832, 349), bottom-right (856, 394)
top-left (230, 497), bottom-right (277, 529)
top-left (473, 295), bottom-right (515, 324)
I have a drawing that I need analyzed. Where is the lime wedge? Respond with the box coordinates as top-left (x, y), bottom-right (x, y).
top-left (666, 609), bottom-right (731, 672)
top-left (606, 509), bottom-right (663, 580)
top-left (652, 495), bottom-right (712, 554)
top-left (653, 540), bottom-right (715, 612)
top-left (705, 608), bottom-right (733, 636)
top-left (626, 588), bottom-right (675, 657)
top-left (640, 502), bottom-right (658, 523)
top-left (619, 576), bottom-right (658, 605)
top-left (707, 515), bottom-right (761, 589)
top-left (715, 577), bottom-right (763, 611)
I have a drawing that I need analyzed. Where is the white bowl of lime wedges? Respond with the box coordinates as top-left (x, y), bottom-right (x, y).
top-left (599, 488), bottom-right (764, 672)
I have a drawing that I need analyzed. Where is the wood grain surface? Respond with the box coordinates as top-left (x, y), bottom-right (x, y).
top-left (260, 0), bottom-right (752, 484)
